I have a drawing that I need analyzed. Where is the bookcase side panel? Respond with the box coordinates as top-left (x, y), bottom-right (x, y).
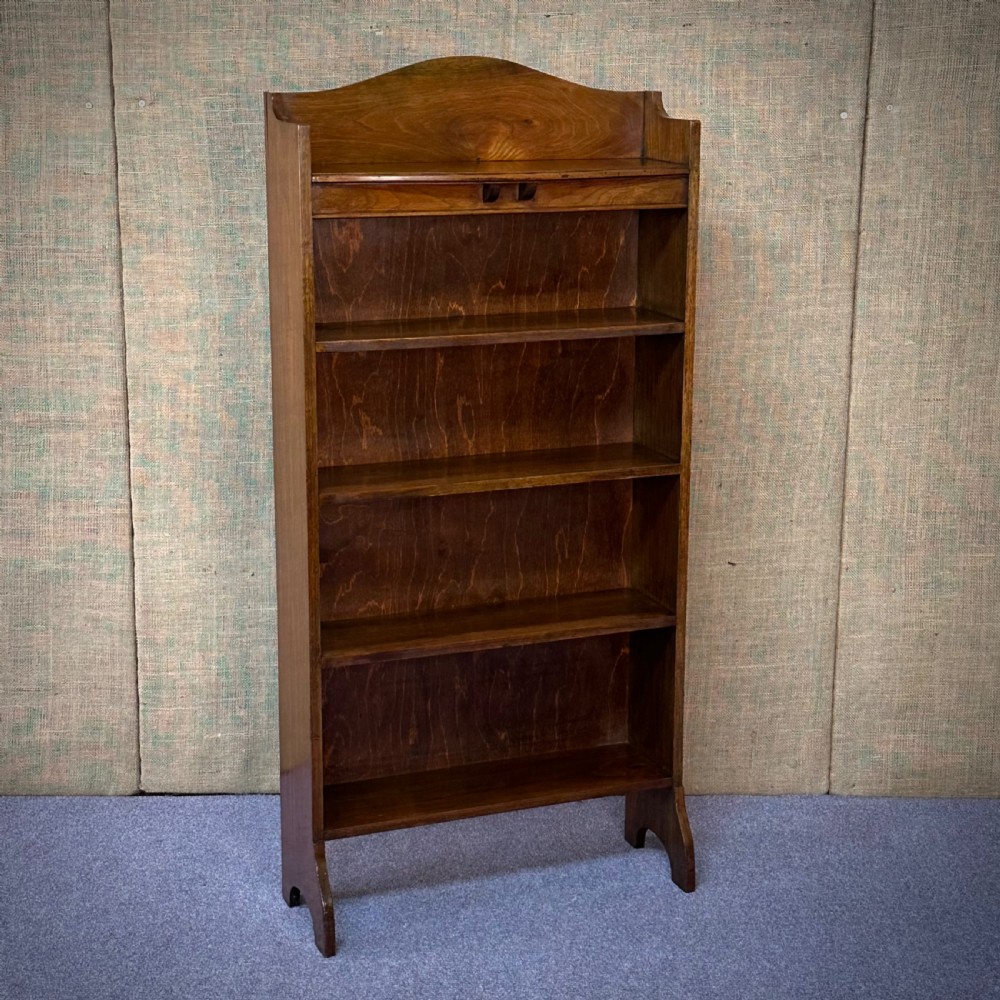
top-left (266, 104), bottom-right (324, 830)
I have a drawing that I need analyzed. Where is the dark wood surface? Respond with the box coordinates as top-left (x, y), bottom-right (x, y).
top-left (312, 158), bottom-right (687, 183)
top-left (265, 96), bottom-right (335, 956)
top-left (316, 338), bottom-right (636, 467)
top-left (317, 443), bottom-right (679, 501)
top-left (311, 175), bottom-right (687, 217)
top-left (628, 626), bottom-right (675, 770)
top-left (641, 92), bottom-right (702, 789)
top-left (631, 476), bottom-right (681, 613)
top-left (323, 635), bottom-right (630, 782)
top-left (267, 57), bottom-right (700, 955)
top-left (625, 785), bottom-right (696, 892)
top-left (312, 211), bottom-right (637, 324)
top-left (323, 743), bottom-right (672, 839)
top-left (315, 306), bottom-right (682, 352)
top-left (317, 481), bottom-right (632, 620)
top-left (320, 588), bottom-right (674, 667)
top-left (273, 57), bottom-right (645, 169)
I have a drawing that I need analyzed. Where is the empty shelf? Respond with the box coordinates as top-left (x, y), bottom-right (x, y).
top-left (321, 588), bottom-right (675, 667)
top-left (323, 743), bottom-right (672, 838)
top-left (318, 443), bottom-right (680, 502)
top-left (315, 306), bottom-right (683, 352)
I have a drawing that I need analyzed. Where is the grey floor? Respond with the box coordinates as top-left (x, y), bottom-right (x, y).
top-left (1, 794), bottom-right (998, 1000)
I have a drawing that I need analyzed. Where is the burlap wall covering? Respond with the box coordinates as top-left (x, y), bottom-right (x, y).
top-left (1, 2), bottom-right (138, 793)
top-left (3, 1), bottom-right (997, 795)
top-left (832, 2), bottom-right (1000, 795)
top-left (108, 0), bottom-right (870, 794)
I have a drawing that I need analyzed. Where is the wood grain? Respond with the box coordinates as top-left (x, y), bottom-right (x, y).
top-left (316, 338), bottom-right (635, 467)
top-left (323, 634), bottom-right (631, 781)
top-left (625, 785), bottom-right (695, 891)
top-left (312, 159), bottom-right (687, 183)
top-left (315, 306), bottom-right (682, 352)
top-left (628, 626), bottom-right (676, 768)
top-left (317, 443), bottom-right (680, 502)
top-left (630, 476), bottom-right (681, 614)
top-left (311, 176), bottom-right (687, 217)
top-left (317, 481), bottom-right (632, 620)
top-left (320, 588), bottom-right (673, 667)
top-left (273, 57), bottom-right (644, 169)
top-left (623, 92), bottom-right (700, 869)
top-left (312, 212), bottom-right (637, 324)
top-left (323, 743), bottom-right (671, 839)
top-left (641, 94), bottom-right (702, 787)
top-left (264, 95), bottom-right (335, 956)
top-left (634, 333), bottom-right (686, 460)
top-left (637, 210), bottom-right (688, 332)
top-left (267, 60), bottom-right (702, 955)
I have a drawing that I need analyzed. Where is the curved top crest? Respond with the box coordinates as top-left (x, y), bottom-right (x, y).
top-left (270, 57), bottom-right (647, 167)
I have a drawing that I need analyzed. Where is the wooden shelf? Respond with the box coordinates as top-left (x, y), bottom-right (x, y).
top-left (321, 588), bottom-right (675, 667)
top-left (315, 306), bottom-right (683, 352)
top-left (312, 158), bottom-right (688, 183)
top-left (318, 443), bottom-right (680, 502)
top-left (323, 743), bottom-right (672, 839)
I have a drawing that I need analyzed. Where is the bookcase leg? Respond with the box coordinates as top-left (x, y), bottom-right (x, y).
top-left (625, 785), bottom-right (696, 892)
top-left (284, 841), bottom-right (337, 956)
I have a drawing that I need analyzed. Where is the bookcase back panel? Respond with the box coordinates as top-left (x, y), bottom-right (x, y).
top-left (312, 212), bottom-right (637, 324)
top-left (318, 481), bottom-right (631, 620)
top-left (316, 338), bottom-right (635, 466)
top-left (323, 634), bottom-right (631, 783)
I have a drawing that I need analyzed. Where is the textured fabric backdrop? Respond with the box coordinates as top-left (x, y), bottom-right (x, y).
top-left (1, 1), bottom-right (137, 793)
top-left (832, 1), bottom-right (1000, 795)
top-left (108, 0), bottom-right (870, 793)
top-left (3, 1), bottom-right (998, 796)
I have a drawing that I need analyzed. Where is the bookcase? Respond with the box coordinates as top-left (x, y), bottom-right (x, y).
top-left (265, 56), bottom-right (700, 956)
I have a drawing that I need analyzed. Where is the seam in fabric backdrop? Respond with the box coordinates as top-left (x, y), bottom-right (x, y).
top-left (106, 0), bottom-right (142, 794)
top-left (828, 0), bottom-right (879, 794)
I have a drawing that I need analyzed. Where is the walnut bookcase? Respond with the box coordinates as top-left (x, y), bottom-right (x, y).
top-left (265, 57), bottom-right (700, 956)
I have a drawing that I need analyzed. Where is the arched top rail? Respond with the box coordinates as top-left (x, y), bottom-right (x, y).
top-left (268, 57), bottom-right (652, 168)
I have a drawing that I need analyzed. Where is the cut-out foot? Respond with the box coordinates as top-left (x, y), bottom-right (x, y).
top-left (625, 785), bottom-right (696, 892)
top-left (284, 842), bottom-right (336, 956)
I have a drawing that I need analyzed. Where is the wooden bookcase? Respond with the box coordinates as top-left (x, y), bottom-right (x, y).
top-left (265, 57), bottom-right (700, 956)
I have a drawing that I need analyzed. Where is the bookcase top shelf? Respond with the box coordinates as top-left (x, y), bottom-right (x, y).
top-left (311, 158), bottom-right (688, 184)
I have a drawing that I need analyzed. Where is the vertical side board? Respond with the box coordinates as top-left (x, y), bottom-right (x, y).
top-left (265, 96), bottom-right (334, 955)
top-left (625, 96), bottom-right (700, 891)
top-left (637, 94), bottom-right (701, 788)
